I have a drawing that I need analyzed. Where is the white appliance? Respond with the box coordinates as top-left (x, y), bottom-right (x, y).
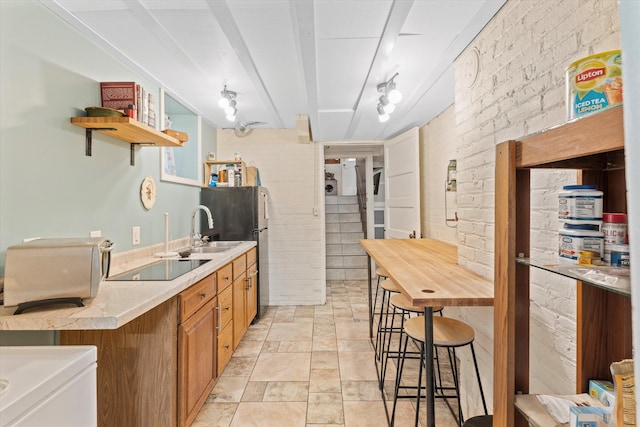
top-left (0, 346), bottom-right (97, 427)
top-left (325, 179), bottom-right (337, 195)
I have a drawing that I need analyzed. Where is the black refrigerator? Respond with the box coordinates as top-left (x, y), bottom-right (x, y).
top-left (200, 186), bottom-right (269, 318)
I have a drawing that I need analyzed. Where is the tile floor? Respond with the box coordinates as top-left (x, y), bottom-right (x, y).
top-left (192, 280), bottom-right (461, 427)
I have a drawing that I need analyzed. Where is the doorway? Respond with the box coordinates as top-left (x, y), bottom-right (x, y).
top-left (322, 144), bottom-right (383, 281)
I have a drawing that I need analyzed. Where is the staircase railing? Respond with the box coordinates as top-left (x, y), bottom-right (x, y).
top-left (354, 162), bottom-right (367, 234)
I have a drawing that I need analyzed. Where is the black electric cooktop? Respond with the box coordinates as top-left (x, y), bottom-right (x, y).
top-left (108, 259), bottom-right (211, 281)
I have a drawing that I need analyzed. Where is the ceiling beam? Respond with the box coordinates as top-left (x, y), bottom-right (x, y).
top-left (343, 0), bottom-right (414, 140)
top-left (290, 0), bottom-right (318, 141)
top-left (379, 0), bottom-right (506, 138)
top-left (205, 0), bottom-right (285, 128)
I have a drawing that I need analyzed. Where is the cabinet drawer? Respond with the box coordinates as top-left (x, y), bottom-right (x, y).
top-left (217, 324), bottom-right (233, 376)
top-left (233, 254), bottom-right (246, 280)
top-left (180, 273), bottom-right (216, 322)
top-left (247, 247), bottom-right (257, 267)
top-left (217, 285), bottom-right (233, 331)
top-left (218, 263), bottom-right (233, 291)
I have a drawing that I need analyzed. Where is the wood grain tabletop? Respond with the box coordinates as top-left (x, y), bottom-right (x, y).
top-left (360, 238), bottom-right (494, 307)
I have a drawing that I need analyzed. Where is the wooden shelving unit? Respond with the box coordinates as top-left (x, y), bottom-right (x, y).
top-left (203, 160), bottom-right (247, 187)
top-left (71, 116), bottom-right (184, 165)
top-left (493, 106), bottom-right (631, 426)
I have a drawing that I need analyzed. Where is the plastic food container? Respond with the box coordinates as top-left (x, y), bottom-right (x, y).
top-left (610, 244), bottom-right (630, 267)
top-left (558, 185), bottom-right (603, 223)
top-left (566, 50), bottom-right (622, 119)
top-left (559, 223), bottom-right (604, 260)
top-left (602, 212), bottom-right (627, 263)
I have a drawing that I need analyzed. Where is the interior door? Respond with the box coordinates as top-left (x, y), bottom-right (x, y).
top-left (384, 127), bottom-right (421, 239)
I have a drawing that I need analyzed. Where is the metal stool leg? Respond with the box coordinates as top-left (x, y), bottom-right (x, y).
top-left (415, 340), bottom-right (425, 427)
top-left (390, 331), bottom-right (410, 427)
top-left (470, 343), bottom-right (488, 415)
top-left (375, 287), bottom-right (389, 361)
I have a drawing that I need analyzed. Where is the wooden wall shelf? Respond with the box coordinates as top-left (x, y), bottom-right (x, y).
top-left (493, 106), bottom-right (631, 426)
top-left (71, 117), bottom-right (184, 165)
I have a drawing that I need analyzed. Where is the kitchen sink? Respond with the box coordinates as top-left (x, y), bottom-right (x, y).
top-left (190, 241), bottom-right (245, 253)
top-left (205, 241), bottom-right (245, 247)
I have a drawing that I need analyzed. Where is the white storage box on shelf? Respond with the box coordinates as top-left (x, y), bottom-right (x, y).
top-left (0, 346), bottom-right (97, 427)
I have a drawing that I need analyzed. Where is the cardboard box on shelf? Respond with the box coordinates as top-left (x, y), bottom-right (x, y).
top-left (589, 380), bottom-right (615, 407)
top-left (245, 166), bottom-right (258, 186)
top-left (569, 406), bottom-right (612, 427)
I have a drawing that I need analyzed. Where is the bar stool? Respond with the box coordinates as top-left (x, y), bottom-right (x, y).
top-left (392, 315), bottom-right (488, 427)
top-left (372, 267), bottom-right (389, 319)
top-left (463, 415), bottom-right (493, 427)
top-left (374, 277), bottom-right (401, 363)
top-left (380, 293), bottom-right (443, 389)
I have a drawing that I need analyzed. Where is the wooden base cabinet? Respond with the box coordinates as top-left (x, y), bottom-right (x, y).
top-left (60, 246), bottom-right (258, 427)
top-left (178, 274), bottom-right (218, 427)
top-left (232, 270), bottom-right (248, 349)
top-left (493, 106), bottom-right (631, 426)
top-left (246, 249), bottom-right (258, 324)
top-left (60, 297), bottom-right (179, 427)
top-left (217, 268), bottom-right (234, 375)
top-left (232, 248), bottom-right (258, 349)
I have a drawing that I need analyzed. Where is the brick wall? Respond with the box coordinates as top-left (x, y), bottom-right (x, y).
top-left (217, 129), bottom-right (325, 305)
top-left (421, 0), bottom-right (621, 415)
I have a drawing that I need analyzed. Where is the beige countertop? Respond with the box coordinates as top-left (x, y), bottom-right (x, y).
top-left (0, 241), bottom-right (256, 331)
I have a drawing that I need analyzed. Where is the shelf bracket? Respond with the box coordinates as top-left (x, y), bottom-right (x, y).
top-left (84, 127), bottom-right (116, 157)
top-left (128, 143), bottom-right (155, 166)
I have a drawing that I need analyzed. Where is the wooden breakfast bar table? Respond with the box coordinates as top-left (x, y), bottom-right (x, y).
top-left (360, 238), bottom-right (494, 427)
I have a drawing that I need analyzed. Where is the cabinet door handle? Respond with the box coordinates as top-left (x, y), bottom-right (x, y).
top-left (200, 292), bottom-right (207, 299)
top-left (224, 276), bottom-right (230, 281)
top-left (216, 304), bottom-right (221, 331)
top-left (225, 344), bottom-right (230, 350)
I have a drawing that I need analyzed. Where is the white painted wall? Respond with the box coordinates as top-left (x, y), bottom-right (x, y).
top-left (0, 1), bottom-right (217, 264)
top-left (419, 104), bottom-right (458, 244)
top-left (217, 129), bottom-right (325, 306)
top-left (418, 0), bottom-right (622, 416)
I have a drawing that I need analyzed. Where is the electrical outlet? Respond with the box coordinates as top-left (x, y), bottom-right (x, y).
top-left (90, 230), bottom-right (101, 238)
top-left (313, 206), bottom-right (319, 216)
top-left (132, 226), bottom-right (141, 245)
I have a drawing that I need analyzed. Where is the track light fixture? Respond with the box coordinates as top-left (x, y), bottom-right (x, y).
top-left (376, 73), bottom-right (402, 122)
top-left (219, 85), bottom-right (238, 121)
top-left (376, 103), bottom-right (390, 123)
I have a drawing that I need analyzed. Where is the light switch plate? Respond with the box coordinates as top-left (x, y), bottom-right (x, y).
top-left (132, 226), bottom-right (141, 245)
top-left (90, 230), bottom-right (101, 238)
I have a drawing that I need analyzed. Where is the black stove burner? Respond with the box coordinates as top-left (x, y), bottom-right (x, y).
top-left (108, 259), bottom-right (210, 281)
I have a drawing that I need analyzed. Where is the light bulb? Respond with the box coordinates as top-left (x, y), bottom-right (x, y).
top-left (387, 82), bottom-right (402, 104)
top-left (218, 96), bottom-right (230, 109)
top-left (383, 103), bottom-right (395, 114)
top-left (224, 100), bottom-right (236, 115)
top-left (377, 103), bottom-right (390, 122)
top-left (226, 108), bottom-right (237, 121)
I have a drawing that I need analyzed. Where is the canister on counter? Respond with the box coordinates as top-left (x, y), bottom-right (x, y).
top-left (602, 212), bottom-right (627, 264)
top-left (558, 185), bottom-right (603, 223)
top-left (218, 168), bottom-right (227, 183)
top-left (559, 223), bottom-right (604, 260)
top-left (610, 244), bottom-right (630, 268)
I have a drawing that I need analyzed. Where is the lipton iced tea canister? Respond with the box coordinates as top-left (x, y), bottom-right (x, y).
top-left (566, 50), bottom-right (622, 119)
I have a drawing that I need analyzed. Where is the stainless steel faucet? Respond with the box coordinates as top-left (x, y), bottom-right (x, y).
top-left (191, 205), bottom-right (214, 249)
